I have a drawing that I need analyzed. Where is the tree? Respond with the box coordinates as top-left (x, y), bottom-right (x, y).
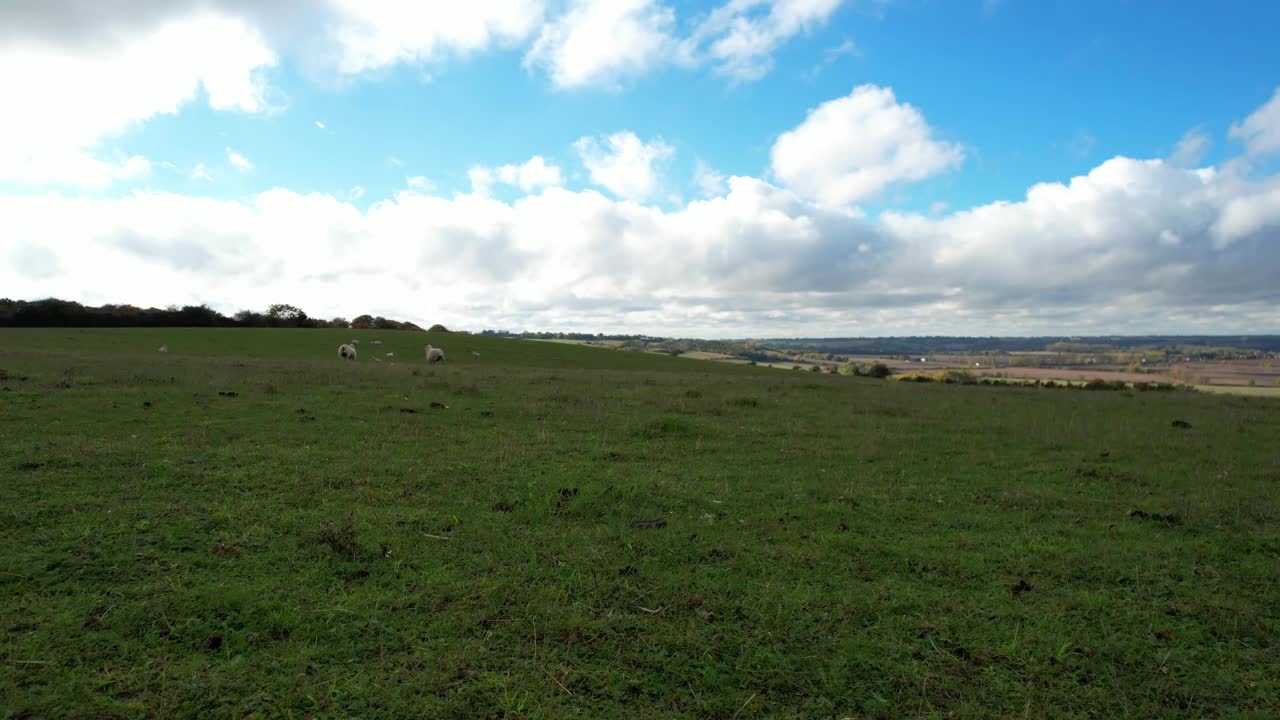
top-left (267, 304), bottom-right (307, 327)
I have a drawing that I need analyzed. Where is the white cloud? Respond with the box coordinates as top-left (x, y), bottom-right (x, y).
top-left (1170, 126), bottom-right (1211, 168)
top-left (771, 84), bottom-right (964, 206)
top-left (1229, 87), bottom-right (1280, 157)
top-left (0, 11), bottom-right (276, 187)
top-left (349, 185), bottom-right (366, 201)
top-left (805, 38), bottom-right (858, 79)
top-left (406, 175), bottom-right (435, 192)
top-left (387, 156), bottom-right (405, 167)
top-left (524, 0), bottom-right (687, 89)
top-left (694, 159), bottom-right (727, 197)
top-left (575, 131), bottom-right (674, 200)
top-left (315, 120), bottom-right (326, 129)
top-left (470, 156), bottom-right (564, 195)
top-left (5, 151), bottom-right (1279, 336)
top-left (0, 151), bottom-right (152, 189)
top-left (191, 163), bottom-right (213, 181)
top-left (226, 147), bottom-right (254, 172)
top-left (327, 0), bottom-right (546, 74)
top-left (690, 0), bottom-right (845, 82)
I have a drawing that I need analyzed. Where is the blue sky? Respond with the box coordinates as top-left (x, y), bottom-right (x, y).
top-left (2, 1), bottom-right (1279, 336)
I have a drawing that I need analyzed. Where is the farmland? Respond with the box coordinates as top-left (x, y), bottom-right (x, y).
top-left (2, 328), bottom-right (1278, 718)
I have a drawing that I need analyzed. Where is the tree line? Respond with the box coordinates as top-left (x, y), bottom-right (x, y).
top-left (0, 298), bottom-right (422, 331)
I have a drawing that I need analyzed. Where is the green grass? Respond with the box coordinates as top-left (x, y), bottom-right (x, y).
top-left (2, 328), bottom-right (1277, 718)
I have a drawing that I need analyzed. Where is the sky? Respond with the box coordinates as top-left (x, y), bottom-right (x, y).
top-left (2, 1), bottom-right (1279, 338)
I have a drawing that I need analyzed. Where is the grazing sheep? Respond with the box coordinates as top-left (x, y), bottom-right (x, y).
top-left (471, 351), bottom-right (480, 357)
top-left (373, 356), bottom-right (382, 363)
top-left (386, 352), bottom-right (394, 357)
top-left (425, 344), bottom-right (446, 364)
top-left (338, 344), bottom-right (357, 361)
top-left (158, 345), bottom-right (168, 353)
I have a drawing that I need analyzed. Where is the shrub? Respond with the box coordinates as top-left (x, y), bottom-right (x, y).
top-left (1084, 378), bottom-right (1128, 391)
top-left (936, 369), bottom-right (978, 385)
top-left (865, 362), bottom-right (892, 379)
top-left (896, 373), bottom-right (935, 383)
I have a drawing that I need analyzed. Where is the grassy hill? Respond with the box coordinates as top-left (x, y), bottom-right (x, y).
top-left (2, 328), bottom-right (1277, 718)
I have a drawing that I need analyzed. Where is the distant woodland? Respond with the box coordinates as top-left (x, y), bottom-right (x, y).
top-left (0, 298), bottom-right (422, 331)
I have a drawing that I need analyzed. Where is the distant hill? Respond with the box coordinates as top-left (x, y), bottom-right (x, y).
top-left (762, 335), bottom-right (1280, 354)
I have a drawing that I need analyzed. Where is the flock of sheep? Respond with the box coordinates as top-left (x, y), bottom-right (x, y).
top-left (156, 339), bottom-right (459, 364)
top-left (337, 340), bottom-right (446, 365)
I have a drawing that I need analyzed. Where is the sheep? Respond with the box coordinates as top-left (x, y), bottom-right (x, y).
top-left (158, 345), bottom-right (168, 353)
top-left (338, 344), bottom-right (357, 361)
top-left (386, 352), bottom-right (394, 357)
top-left (373, 356), bottom-right (382, 363)
top-left (425, 344), bottom-right (446, 364)
top-left (471, 351), bottom-right (480, 357)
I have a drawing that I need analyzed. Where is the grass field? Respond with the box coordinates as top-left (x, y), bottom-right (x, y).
top-left (2, 328), bottom-right (1278, 718)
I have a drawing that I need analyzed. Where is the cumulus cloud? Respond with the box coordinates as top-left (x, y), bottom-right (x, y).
top-left (524, 0), bottom-right (848, 88)
top-left (326, 0), bottom-right (546, 74)
top-left (0, 152), bottom-right (151, 189)
top-left (191, 163), bottom-right (214, 182)
top-left (315, 120), bottom-right (326, 129)
top-left (771, 84), bottom-right (964, 206)
top-left (524, 0), bottom-right (686, 89)
top-left (0, 9), bottom-right (275, 187)
top-left (4, 150), bottom-right (1279, 336)
top-left (226, 147), bottom-right (254, 172)
top-left (469, 156), bottom-right (564, 196)
top-left (1229, 87), bottom-right (1280, 157)
top-left (690, 0), bottom-right (844, 82)
top-left (575, 132), bottom-right (674, 200)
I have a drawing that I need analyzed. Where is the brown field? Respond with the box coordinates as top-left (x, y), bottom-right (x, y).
top-left (844, 354), bottom-right (1280, 389)
top-left (973, 367), bottom-right (1175, 384)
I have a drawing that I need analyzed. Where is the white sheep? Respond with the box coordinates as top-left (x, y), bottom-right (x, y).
top-left (373, 356), bottom-right (382, 363)
top-left (425, 344), bottom-right (446, 364)
top-left (471, 351), bottom-right (480, 357)
top-left (338, 344), bottom-right (357, 361)
top-left (386, 352), bottom-right (394, 357)
top-left (158, 345), bottom-right (168, 353)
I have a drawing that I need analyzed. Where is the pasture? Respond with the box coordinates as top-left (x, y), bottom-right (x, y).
top-left (2, 328), bottom-right (1277, 718)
